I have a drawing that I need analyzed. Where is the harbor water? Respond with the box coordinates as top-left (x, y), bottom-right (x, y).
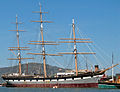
top-left (0, 87), bottom-right (120, 92)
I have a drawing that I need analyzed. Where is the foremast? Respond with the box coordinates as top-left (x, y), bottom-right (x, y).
top-left (59, 19), bottom-right (95, 76)
top-left (28, 4), bottom-right (61, 78)
top-left (72, 19), bottom-right (78, 75)
top-left (8, 15), bottom-right (33, 75)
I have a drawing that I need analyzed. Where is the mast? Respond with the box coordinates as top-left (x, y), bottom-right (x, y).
top-left (39, 4), bottom-right (48, 78)
top-left (85, 56), bottom-right (88, 70)
top-left (40, 4), bottom-right (47, 78)
top-left (59, 19), bottom-right (95, 76)
top-left (72, 19), bottom-right (78, 76)
top-left (26, 62), bottom-right (28, 74)
top-left (16, 15), bottom-right (22, 75)
top-left (112, 53), bottom-right (114, 81)
top-left (28, 4), bottom-right (61, 78)
top-left (8, 15), bottom-right (33, 75)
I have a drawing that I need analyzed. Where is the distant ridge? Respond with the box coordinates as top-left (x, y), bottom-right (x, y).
top-left (0, 63), bottom-right (67, 83)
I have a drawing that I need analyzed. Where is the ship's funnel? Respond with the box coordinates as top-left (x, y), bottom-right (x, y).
top-left (95, 65), bottom-right (99, 72)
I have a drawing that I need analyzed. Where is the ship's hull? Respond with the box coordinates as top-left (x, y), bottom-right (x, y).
top-left (98, 82), bottom-right (120, 89)
top-left (6, 83), bottom-right (98, 88)
top-left (3, 74), bottom-right (103, 88)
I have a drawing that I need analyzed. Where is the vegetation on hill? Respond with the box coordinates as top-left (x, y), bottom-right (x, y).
top-left (0, 63), bottom-right (68, 83)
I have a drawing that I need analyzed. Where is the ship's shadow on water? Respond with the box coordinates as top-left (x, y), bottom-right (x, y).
top-left (0, 87), bottom-right (120, 92)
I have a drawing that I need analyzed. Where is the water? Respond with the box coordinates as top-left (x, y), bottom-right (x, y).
top-left (0, 87), bottom-right (120, 92)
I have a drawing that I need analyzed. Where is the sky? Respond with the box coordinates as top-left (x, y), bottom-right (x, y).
top-left (0, 0), bottom-right (120, 75)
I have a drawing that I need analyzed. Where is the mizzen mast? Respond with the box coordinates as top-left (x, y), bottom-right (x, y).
top-left (59, 19), bottom-right (95, 76)
top-left (16, 15), bottom-right (21, 75)
top-left (8, 15), bottom-right (33, 75)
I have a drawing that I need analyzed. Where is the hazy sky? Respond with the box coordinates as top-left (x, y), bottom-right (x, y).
top-left (0, 0), bottom-right (120, 74)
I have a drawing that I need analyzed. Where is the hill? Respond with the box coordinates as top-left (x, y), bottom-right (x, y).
top-left (0, 63), bottom-right (67, 83)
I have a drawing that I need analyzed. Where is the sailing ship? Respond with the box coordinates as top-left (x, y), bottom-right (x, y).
top-left (2, 5), bottom-right (118, 88)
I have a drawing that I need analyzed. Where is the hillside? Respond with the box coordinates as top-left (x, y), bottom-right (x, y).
top-left (0, 63), bottom-right (67, 83)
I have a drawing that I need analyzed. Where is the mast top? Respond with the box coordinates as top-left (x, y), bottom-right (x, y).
top-left (72, 19), bottom-right (74, 24)
top-left (16, 14), bottom-right (17, 18)
top-left (39, 2), bottom-right (41, 6)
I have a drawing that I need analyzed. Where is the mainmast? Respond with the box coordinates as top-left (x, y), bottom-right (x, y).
top-left (8, 15), bottom-right (33, 75)
top-left (28, 4), bottom-right (60, 78)
top-left (39, 4), bottom-right (47, 78)
top-left (59, 19), bottom-right (95, 76)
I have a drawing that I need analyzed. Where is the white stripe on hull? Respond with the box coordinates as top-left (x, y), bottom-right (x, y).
top-left (6, 76), bottom-right (102, 85)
